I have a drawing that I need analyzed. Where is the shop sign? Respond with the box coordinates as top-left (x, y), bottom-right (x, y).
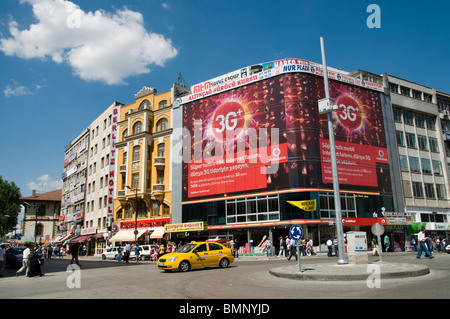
top-left (120, 217), bottom-right (170, 230)
top-left (165, 222), bottom-right (205, 233)
top-left (81, 227), bottom-right (97, 235)
top-left (287, 200), bottom-right (317, 212)
top-left (108, 102), bottom-right (119, 219)
top-left (342, 217), bottom-right (386, 226)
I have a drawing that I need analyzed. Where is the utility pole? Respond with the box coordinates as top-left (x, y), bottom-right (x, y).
top-left (319, 36), bottom-right (347, 265)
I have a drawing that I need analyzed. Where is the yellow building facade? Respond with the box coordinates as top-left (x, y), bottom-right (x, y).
top-left (111, 87), bottom-right (173, 243)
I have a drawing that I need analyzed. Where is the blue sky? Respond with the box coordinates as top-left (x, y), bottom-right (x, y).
top-left (0, 0), bottom-right (449, 197)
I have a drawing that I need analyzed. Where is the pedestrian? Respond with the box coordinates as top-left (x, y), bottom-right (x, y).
top-left (16, 245), bottom-right (32, 277)
top-left (286, 236), bottom-right (291, 259)
top-left (306, 238), bottom-right (314, 256)
top-left (384, 234), bottom-right (390, 252)
top-left (234, 240), bottom-right (239, 258)
top-left (333, 237), bottom-right (339, 256)
top-left (70, 243), bottom-right (81, 266)
top-left (59, 246), bottom-right (64, 258)
top-left (278, 237), bottom-right (285, 257)
top-left (265, 237), bottom-right (272, 257)
top-left (117, 246), bottom-right (122, 262)
top-left (417, 227), bottom-right (433, 259)
top-left (230, 240), bottom-right (236, 258)
top-left (327, 238), bottom-right (333, 257)
top-left (159, 244), bottom-right (165, 257)
top-left (48, 245), bottom-right (53, 259)
top-left (124, 243), bottom-right (131, 263)
top-left (287, 238), bottom-right (297, 261)
top-left (411, 237), bottom-right (417, 252)
top-left (134, 245), bottom-right (140, 262)
top-left (28, 249), bottom-right (44, 277)
top-left (0, 244), bottom-right (6, 277)
top-left (371, 237), bottom-right (380, 256)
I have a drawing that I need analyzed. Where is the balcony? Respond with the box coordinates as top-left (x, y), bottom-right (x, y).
top-left (120, 164), bottom-right (127, 173)
top-left (154, 157), bottom-right (165, 168)
top-left (152, 184), bottom-right (165, 198)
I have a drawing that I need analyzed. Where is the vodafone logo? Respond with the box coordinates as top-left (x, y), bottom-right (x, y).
top-left (212, 101), bottom-right (248, 142)
top-left (336, 96), bottom-right (364, 130)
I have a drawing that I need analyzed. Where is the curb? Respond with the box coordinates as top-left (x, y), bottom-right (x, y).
top-left (269, 262), bottom-right (430, 281)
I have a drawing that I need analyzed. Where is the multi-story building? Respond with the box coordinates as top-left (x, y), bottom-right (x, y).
top-left (59, 129), bottom-right (89, 244)
top-left (386, 75), bottom-right (450, 243)
top-left (110, 86), bottom-right (176, 244)
top-left (172, 58), bottom-right (397, 253)
top-left (83, 102), bottom-right (123, 255)
top-left (20, 189), bottom-right (62, 244)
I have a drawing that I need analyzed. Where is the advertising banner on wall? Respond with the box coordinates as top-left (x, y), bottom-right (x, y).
top-left (182, 59), bottom-right (390, 202)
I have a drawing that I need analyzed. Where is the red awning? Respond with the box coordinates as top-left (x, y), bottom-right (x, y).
top-left (70, 235), bottom-right (93, 243)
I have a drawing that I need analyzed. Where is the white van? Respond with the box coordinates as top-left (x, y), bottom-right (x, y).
top-left (129, 245), bottom-right (158, 260)
top-left (101, 246), bottom-right (123, 260)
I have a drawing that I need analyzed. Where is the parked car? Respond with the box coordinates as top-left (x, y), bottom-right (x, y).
top-left (157, 241), bottom-right (234, 272)
top-left (130, 245), bottom-right (158, 261)
top-left (101, 246), bottom-right (123, 260)
top-left (445, 244), bottom-right (450, 254)
top-left (5, 247), bottom-right (27, 268)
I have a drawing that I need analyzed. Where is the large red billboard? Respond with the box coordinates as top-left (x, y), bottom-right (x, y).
top-left (182, 71), bottom-right (390, 202)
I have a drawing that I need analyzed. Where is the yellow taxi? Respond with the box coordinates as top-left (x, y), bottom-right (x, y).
top-left (157, 241), bottom-right (234, 272)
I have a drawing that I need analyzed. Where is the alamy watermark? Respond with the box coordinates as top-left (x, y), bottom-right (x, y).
top-left (366, 4), bottom-right (381, 29)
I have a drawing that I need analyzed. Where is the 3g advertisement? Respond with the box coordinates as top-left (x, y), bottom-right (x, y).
top-left (182, 72), bottom-right (391, 202)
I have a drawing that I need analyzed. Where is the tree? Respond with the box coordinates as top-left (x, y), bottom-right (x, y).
top-left (0, 176), bottom-right (22, 236)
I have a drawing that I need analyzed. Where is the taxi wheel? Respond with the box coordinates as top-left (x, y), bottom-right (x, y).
top-left (179, 260), bottom-right (191, 272)
top-left (219, 258), bottom-right (229, 268)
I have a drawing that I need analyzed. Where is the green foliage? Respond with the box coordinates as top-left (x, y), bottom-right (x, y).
top-left (0, 176), bottom-right (22, 236)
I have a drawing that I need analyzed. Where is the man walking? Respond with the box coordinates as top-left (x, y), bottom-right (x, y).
top-left (417, 227), bottom-right (433, 259)
top-left (16, 245), bottom-right (32, 277)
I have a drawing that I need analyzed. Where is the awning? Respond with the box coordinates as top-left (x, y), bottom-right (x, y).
top-left (70, 235), bottom-right (94, 243)
top-left (63, 235), bottom-right (78, 245)
top-left (150, 227), bottom-right (165, 239)
top-left (50, 236), bottom-right (63, 243)
top-left (109, 229), bottom-right (147, 242)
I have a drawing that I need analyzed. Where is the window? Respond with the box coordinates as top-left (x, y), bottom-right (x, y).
top-left (405, 132), bottom-right (416, 148)
top-left (415, 114), bottom-right (425, 128)
top-left (319, 193), bottom-right (356, 218)
top-left (396, 130), bottom-right (404, 146)
top-left (432, 160), bottom-right (442, 175)
top-left (390, 83), bottom-right (399, 93)
top-left (400, 86), bottom-right (410, 97)
top-left (409, 156), bottom-right (420, 173)
top-left (393, 108), bottom-right (402, 122)
top-left (158, 143), bottom-right (165, 157)
top-left (132, 173), bottom-right (139, 190)
top-left (417, 135), bottom-right (428, 150)
top-left (226, 195), bottom-right (280, 224)
top-left (420, 158), bottom-right (432, 174)
top-left (425, 116), bottom-right (435, 130)
top-left (156, 118), bottom-right (168, 131)
top-left (133, 121), bottom-right (142, 134)
top-left (412, 182), bottom-right (424, 198)
top-left (429, 137), bottom-right (439, 152)
top-left (424, 183), bottom-right (435, 199)
top-left (139, 100), bottom-right (151, 110)
top-left (399, 155), bottom-right (408, 171)
top-left (123, 129), bottom-right (128, 140)
top-left (159, 100), bottom-right (167, 109)
top-left (133, 146), bottom-right (140, 161)
top-left (423, 93), bottom-right (432, 103)
top-left (403, 111), bottom-right (414, 125)
top-left (125, 204), bottom-right (133, 219)
top-left (436, 184), bottom-right (446, 199)
top-left (412, 90), bottom-right (422, 100)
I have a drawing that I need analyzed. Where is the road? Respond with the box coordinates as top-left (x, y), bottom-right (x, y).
top-left (1, 252), bottom-right (449, 303)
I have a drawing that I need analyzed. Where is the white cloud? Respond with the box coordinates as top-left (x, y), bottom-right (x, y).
top-left (3, 80), bottom-right (42, 97)
top-left (27, 174), bottom-right (62, 192)
top-left (0, 0), bottom-right (178, 85)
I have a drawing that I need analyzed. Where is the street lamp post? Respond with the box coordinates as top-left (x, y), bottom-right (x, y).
top-left (320, 36), bottom-right (347, 265)
top-left (126, 185), bottom-right (139, 248)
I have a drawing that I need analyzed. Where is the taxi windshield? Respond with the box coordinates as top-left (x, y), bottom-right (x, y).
top-left (178, 244), bottom-right (197, 253)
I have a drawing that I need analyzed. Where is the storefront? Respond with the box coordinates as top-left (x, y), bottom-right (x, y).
top-left (109, 217), bottom-right (170, 246)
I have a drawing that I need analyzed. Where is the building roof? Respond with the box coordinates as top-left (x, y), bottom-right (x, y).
top-left (20, 189), bottom-right (62, 202)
